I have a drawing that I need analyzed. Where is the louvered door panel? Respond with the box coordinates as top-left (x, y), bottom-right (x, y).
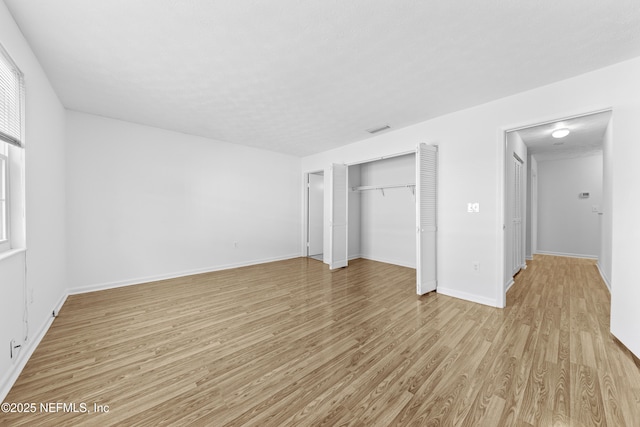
top-left (416, 143), bottom-right (438, 295)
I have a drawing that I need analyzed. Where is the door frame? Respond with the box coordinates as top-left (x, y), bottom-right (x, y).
top-left (498, 107), bottom-right (613, 308)
top-left (304, 170), bottom-right (324, 258)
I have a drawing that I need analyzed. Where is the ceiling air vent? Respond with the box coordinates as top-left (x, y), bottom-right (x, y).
top-left (366, 125), bottom-right (391, 134)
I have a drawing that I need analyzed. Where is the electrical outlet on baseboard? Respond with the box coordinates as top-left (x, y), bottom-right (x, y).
top-left (10, 339), bottom-right (21, 360)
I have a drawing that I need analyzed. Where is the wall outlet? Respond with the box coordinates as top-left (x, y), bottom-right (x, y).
top-left (233, 241), bottom-right (239, 248)
top-left (467, 203), bottom-right (480, 213)
top-left (9, 339), bottom-right (20, 360)
top-left (472, 261), bottom-right (480, 272)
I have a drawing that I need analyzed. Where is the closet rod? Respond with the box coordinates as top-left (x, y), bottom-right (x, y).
top-left (351, 184), bottom-right (415, 191)
top-left (345, 149), bottom-right (416, 166)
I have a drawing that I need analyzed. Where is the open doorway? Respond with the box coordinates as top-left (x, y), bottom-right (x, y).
top-left (307, 171), bottom-right (324, 261)
top-left (503, 110), bottom-right (612, 303)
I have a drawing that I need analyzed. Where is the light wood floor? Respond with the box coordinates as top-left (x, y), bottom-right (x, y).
top-left (2, 255), bottom-right (639, 426)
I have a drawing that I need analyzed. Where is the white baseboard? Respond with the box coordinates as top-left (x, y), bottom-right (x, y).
top-left (358, 254), bottom-right (416, 269)
top-left (68, 254), bottom-right (301, 295)
top-left (436, 286), bottom-right (498, 308)
top-left (0, 292), bottom-right (68, 403)
top-left (535, 250), bottom-right (597, 260)
top-left (505, 278), bottom-right (515, 292)
top-left (596, 262), bottom-right (611, 293)
top-left (52, 292), bottom-right (67, 318)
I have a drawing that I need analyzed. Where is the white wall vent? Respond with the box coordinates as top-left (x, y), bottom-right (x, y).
top-left (366, 125), bottom-right (391, 134)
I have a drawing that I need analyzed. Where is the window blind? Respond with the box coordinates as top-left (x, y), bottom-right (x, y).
top-left (0, 45), bottom-right (24, 148)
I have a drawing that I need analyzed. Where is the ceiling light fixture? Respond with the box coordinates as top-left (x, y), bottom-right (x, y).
top-left (551, 128), bottom-right (570, 138)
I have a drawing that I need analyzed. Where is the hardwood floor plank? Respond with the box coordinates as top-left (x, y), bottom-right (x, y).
top-left (572, 363), bottom-right (606, 426)
top-left (598, 371), bottom-right (628, 426)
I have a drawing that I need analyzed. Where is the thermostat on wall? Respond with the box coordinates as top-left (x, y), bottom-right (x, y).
top-left (579, 192), bottom-right (590, 199)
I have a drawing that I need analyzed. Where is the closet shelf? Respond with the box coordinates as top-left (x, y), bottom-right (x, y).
top-left (351, 184), bottom-right (416, 196)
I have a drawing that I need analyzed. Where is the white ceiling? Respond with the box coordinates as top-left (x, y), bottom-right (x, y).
top-left (4, 1), bottom-right (640, 157)
top-left (515, 111), bottom-right (612, 162)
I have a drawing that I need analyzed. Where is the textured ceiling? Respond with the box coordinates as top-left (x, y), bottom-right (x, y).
top-left (516, 111), bottom-right (611, 162)
top-left (4, 0), bottom-right (640, 157)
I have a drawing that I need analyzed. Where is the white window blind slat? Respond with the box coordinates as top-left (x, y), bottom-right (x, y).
top-left (0, 45), bottom-right (24, 148)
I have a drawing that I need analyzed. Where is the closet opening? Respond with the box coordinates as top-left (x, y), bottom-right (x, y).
top-left (339, 144), bottom-right (438, 295)
top-left (308, 144), bottom-right (437, 294)
top-left (347, 153), bottom-right (417, 268)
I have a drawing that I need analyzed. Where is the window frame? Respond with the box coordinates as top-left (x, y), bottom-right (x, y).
top-left (0, 42), bottom-right (25, 255)
top-left (0, 150), bottom-right (8, 253)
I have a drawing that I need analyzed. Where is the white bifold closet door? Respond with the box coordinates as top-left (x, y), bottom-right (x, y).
top-left (328, 163), bottom-right (348, 270)
top-left (416, 143), bottom-right (438, 295)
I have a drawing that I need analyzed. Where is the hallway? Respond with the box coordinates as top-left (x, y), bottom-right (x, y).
top-left (503, 254), bottom-right (640, 425)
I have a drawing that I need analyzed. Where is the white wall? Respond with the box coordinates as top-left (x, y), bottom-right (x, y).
top-left (359, 154), bottom-right (415, 267)
top-left (610, 104), bottom-right (640, 357)
top-left (0, 1), bottom-right (67, 401)
top-left (302, 57), bottom-right (640, 359)
top-left (0, 251), bottom-right (25, 395)
top-left (599, 123), bottom-right (613, 289)
top-left (536, 154), bottom-right (602, 258)
top-left (66, 111), bottom-right (301, 292)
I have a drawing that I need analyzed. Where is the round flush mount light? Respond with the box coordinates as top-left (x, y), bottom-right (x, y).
top-left (551, 128), bottom-right (570, 139)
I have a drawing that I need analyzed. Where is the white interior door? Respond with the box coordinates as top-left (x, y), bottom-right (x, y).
top-left (512, 154), bottom-right (524, 275)
top-left (307, 172), bottom-right (324, 257)
top-left (416, 143), bottom-right (438, 295)
top-left (329, 164), bottom-right (348, 269)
